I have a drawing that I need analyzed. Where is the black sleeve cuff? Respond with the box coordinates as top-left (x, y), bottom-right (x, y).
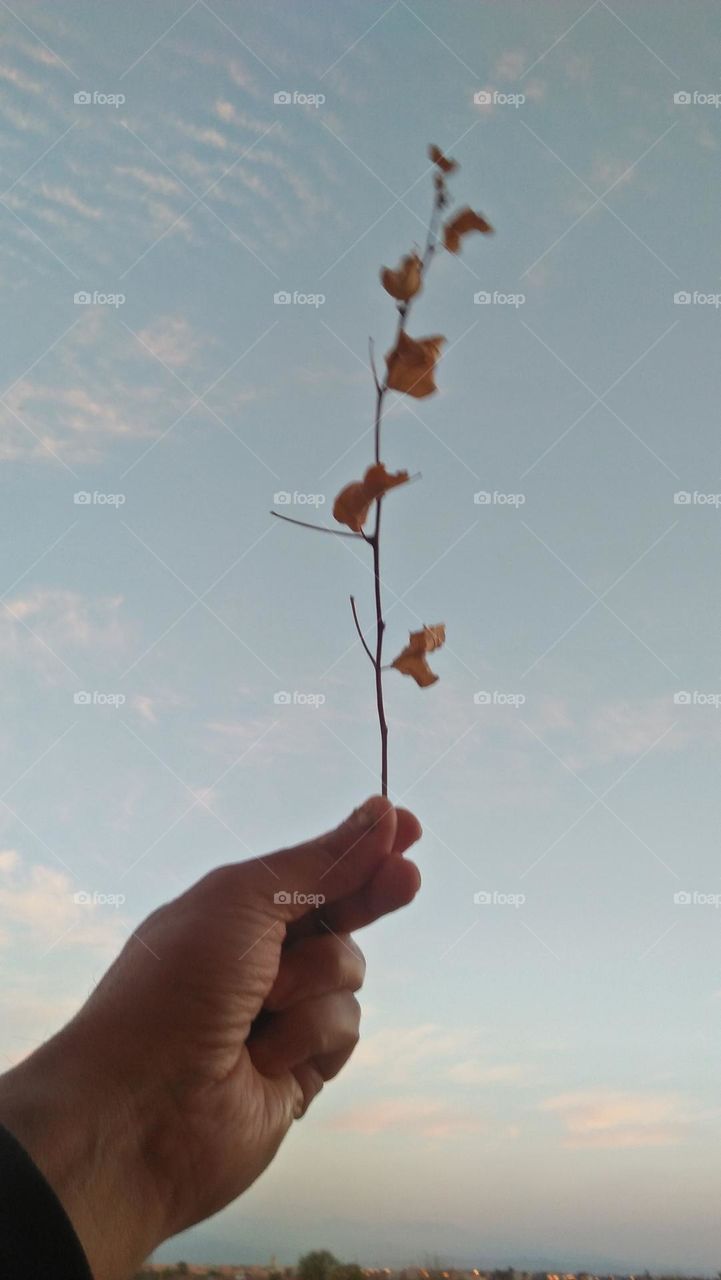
top-left (0, 1123), bottom-right (93, 1279)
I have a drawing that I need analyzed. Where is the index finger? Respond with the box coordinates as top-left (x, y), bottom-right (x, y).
top-left (286, 806), bottom-right (422, 942)
top-left (265, 795), bottom-right (399, 921)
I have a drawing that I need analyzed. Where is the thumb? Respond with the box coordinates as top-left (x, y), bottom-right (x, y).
top-left (263, 796), bottom-right (397, 921)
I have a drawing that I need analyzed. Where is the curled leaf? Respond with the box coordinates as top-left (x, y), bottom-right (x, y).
top-left (443, 205), bottom-right (494, 254)
top-left (391, 624), bottom-right (446, 687)
top-left (429, 144), bottom-right (458, 175)
top-left (385, 331), bottom-right (445, 399)
top-left (333, 463), bottom-right (410, 532)
top-left (380, 251), bottom-right (423, 302)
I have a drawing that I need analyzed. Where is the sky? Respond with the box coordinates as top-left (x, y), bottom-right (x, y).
top-left (1, 0), bottom-right (721, 1270)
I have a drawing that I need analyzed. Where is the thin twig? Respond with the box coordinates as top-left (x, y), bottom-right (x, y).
top-left (270, 510), bottom-right (362, 538)
top-left (273, 166), bottom-right (447, 798)
top-left (350, 596), bottom-right (375, 666)
top-left (369, 337), bottom-right (381, 393)
top-left (367, 179), bottom-right (445, 795)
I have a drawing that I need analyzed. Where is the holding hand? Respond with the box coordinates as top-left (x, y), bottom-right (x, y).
top-left (0, 796), bottom-right (422, 1280)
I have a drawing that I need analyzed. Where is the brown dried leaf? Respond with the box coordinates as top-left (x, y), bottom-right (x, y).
top-left (333, 463), bottom-right (410, 532)
top-left (385, 331), bottom-right (445, 399)
top-left (429, 144), bottom-right (458, 174)
top-left (443, 205), bottom-right (494, 254)
top-left (380, 251), bottom-right (423, 302)
top-left (391, 624), bottom-right (446, 687)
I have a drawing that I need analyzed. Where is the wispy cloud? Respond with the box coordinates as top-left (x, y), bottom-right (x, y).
top-left (328, 1095), bottom-right (486, 1139)
top-left (0, 850), bottom-right (127, 955)
top-left (0, 589), bottom-right (128, 676)
top-left (540, 1089), bottom-right (699, 1149)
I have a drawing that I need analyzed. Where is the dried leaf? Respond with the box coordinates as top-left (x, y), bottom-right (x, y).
top-left (429, 144), bottom-right (458, 175)
top-left (443, 205), bottom-right (494, 254)
top-left (363, 462), bottom-right (409, 500)
top-left (391, 624), bottom-right (446, 687)
top-left (380, 251), bottom-right (423, 302)
top-left (385, 331), bottom-right (445, 399)
top-left (333, 463), bottom-right (410, 532)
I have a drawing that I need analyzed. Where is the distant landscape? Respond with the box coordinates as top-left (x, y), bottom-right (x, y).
top-left (133, 1257), bottom-right (721, 1280)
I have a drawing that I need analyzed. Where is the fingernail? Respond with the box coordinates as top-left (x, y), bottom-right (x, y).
top-left (349, 795), bottom-right (389, 832)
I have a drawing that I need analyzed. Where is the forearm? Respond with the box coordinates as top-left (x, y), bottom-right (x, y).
top-left (0, 1027), bottom-right (167, 1280)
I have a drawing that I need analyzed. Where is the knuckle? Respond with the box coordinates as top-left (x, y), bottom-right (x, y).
top-left (347, 992), bottom-right (362, 1039)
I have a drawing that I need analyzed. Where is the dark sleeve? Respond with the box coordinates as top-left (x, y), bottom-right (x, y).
top-left (0, 1123), bottom-right (93, 1279)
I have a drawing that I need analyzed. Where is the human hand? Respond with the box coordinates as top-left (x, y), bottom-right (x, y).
top-left (0, 796), bottom-right (421, 1280)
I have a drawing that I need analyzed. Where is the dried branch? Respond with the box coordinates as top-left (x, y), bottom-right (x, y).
top-left (270, 511), bottom-right (362, 538)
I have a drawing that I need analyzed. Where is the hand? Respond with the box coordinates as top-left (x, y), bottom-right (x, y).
top-left (0, 795), bottom-right (421, 1280)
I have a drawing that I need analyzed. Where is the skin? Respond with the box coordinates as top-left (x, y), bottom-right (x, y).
top-left (0, 795), bottom-right (422, 1280)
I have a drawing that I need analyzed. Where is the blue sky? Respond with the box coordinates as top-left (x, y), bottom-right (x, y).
top-left (2, 0), bottom-right (721, 1269)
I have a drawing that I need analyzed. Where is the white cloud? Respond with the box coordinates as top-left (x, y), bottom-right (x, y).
top-left (0, 62), bottom-right (44, 95)
top-left (135, 315), bottom-right (203, 370)
top-left (448, 1061), bottom-right (531, 1086)
top-left (174, 120), bottom-right (229, 151)
top-left (0, 853), bottom-right (127, 955)
top-left (329, 1095), bottom-right (486, 1139)
top-left (214, 99), bottom-right (271, 134)
top-left (540, 1089), bottom-right (696, 1149)
top-left (0, 589), bottom-right (128, 674)
top-left (115, 165), bottom-right (183, 197)
top-left (37, 183), bottom-right (103, 220)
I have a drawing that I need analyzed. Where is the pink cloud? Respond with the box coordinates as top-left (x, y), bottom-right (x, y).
top-left (540, 1089), bottom-right (693, 1149)
top-left (328, 1096), bottom-right (485, 1139)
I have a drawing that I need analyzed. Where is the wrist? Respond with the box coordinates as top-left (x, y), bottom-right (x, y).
top-left (0, 1026), bottom-right (169, 1280)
